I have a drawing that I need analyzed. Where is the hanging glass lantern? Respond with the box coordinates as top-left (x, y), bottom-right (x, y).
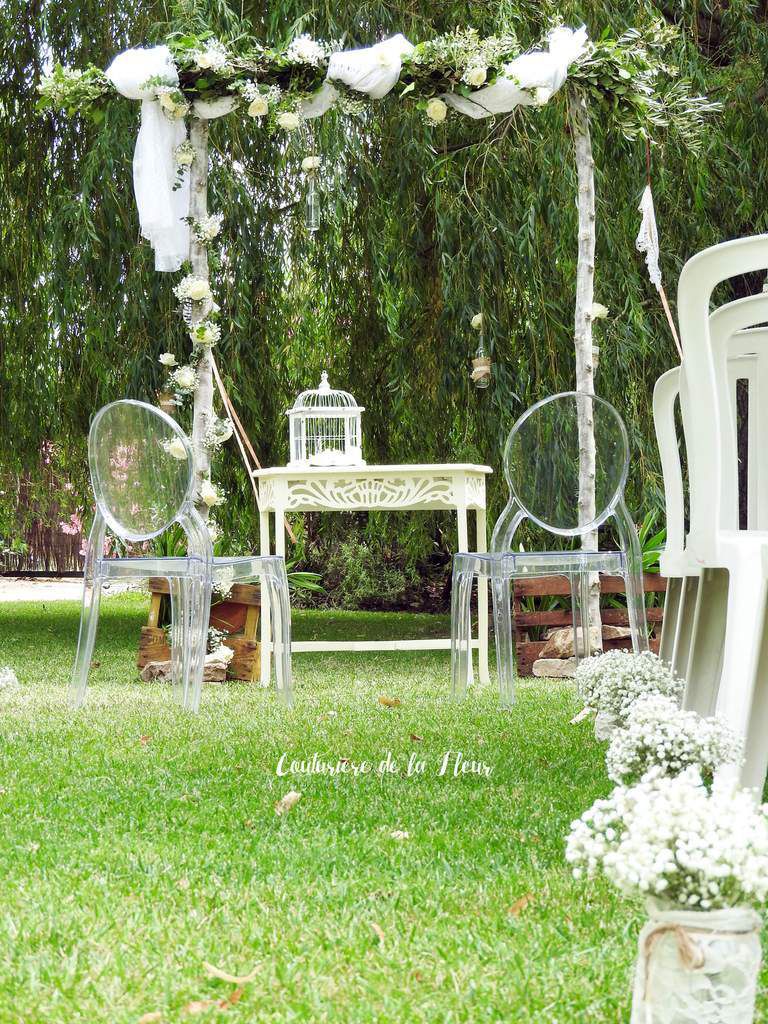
top-left (302, 155), bottom-right (321, 233)
top-left (469, 312), bottom-right (492, 389)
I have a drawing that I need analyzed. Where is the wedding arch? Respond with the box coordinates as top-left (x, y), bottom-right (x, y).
top-left (39, 16), bottom-right (711, 575)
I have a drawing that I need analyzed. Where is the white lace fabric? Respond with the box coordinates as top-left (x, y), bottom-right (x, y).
top-left (631, 900), bottom-right (762, 1024)
top-left (636, 184), bottom-right (663, 288)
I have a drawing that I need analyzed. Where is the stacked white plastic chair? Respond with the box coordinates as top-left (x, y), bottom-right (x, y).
top-left (71, 399), bottom-right (293, 711)
top-left (653, 235), bottom-right (768, 789)
top-left (451, 391), bottom-right (648, 706)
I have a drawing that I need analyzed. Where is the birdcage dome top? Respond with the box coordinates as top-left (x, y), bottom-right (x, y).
top-left (287, 371), bottom-right (364, 416)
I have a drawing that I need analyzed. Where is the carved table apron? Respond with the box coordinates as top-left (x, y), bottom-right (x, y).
top-left (253, 464), bottom-right (492, 685)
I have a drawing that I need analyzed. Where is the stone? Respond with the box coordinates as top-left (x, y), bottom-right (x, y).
top-left (532, 657), bottom-right (578, 678)
top-left (140, 647), bottom-right (234, 684)
top-left (539, 624), bottom-right (631, 659)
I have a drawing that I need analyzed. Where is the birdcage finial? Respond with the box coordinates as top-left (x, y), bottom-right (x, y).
top-left (318, 370), bottom-right (330, 392)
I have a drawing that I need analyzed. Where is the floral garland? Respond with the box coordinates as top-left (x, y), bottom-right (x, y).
top-left (37, 21), bottom-right (715, 146)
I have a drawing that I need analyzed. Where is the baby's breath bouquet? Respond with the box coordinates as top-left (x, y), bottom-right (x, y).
top-left (567, 766), bottom-right (766, 1023)
top-left (606, 694), bottom-right (742, 785)
top-left (575, 650), bottom-right (683, 738)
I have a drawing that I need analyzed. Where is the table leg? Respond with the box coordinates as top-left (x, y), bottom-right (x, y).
top-left (456, 506), bottom-right (473, 684)
top-left (259, 509), bottom-right (271, 686)
top-left (476, 507), bottom-right (490, 684)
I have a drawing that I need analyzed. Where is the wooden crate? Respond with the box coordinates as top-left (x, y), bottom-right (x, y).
top-left (137, 578), bottom-right (261, 682)
top-left (513, 574), bottom-right (666, 676)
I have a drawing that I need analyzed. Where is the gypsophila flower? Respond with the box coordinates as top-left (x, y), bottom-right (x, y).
top-left (285, 34), bottom-right (326, 67)
top-left (203, 417), bottom-right (233, 451)
top-left (173, 275), bottom-right (212, 303)
top-left (576, 650), bottom-right (683, 724)
top-left (606, 694), bottom-right (743, 786)
top-left (170, 365), bottom-right (197, 393)
top-left (0, 667), bottom-right (19, 690)
top-left (159, 352), bottom-right (177, 367)
top-left (192, 213), bottom-right (223, 244)
top-left (190, 319), bottom-right (221, 347)
top-left (212, 566), bottom-right (235, 600)
top-left (566, 766), bottom-right (768, 909)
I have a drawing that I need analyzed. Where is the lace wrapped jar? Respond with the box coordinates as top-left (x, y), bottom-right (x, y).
top-left (631, 899), bottom-right (762, 1024)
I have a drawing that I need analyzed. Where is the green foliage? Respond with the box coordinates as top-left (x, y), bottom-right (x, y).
top-left (319, 538), bottom-right (420, 610)
top-left (3, 0), bottom-right (768, 582)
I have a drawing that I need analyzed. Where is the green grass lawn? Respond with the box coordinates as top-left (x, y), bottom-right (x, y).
top-left (0, 594), bottom-right (765, 1023)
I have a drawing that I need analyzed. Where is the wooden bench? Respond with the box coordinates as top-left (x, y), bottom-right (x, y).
top-left (513, 574), bottom-right (666, 675)
top-left (136, 578), bottom-right (261, 682)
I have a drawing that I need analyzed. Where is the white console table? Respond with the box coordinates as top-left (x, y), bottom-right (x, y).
top-left (253, 463), bottom-right (492, 685)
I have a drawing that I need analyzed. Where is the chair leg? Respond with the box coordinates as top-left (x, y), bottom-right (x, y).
top-left (168, 578), bottom-right (192, 707)
top-left (491, 574), bottom-right (516, 708)
top-left (579, 572), bottom-right (593, 659)
top-left (70, 574), bottom-right (103, 709)
top-left (671, 576), bottom-right (700, 682)
top-left (625, 567), bottom-right (650, 654)
top-left (265, 569), bottom-right (293, 707)
top-left (683, 568), bottom-right (729, 716)
top-left (187, 576), bottom-right (212, 714)
top-left (713, 564), bottom-right (768, 791)
top-left (658, 576), bottom-right (683, 666)
top-left (450, 568), bottom-right (474, 700)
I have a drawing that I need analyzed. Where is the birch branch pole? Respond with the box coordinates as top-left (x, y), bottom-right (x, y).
top-left (188, 117), bottom-right (214, 518)
top-left (568, 90), bottom-right (602, 643)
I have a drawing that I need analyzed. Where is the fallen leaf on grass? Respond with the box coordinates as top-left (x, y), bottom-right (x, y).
top-left (275, 790), bottom-right (302, 816)
top-left (138, 1014), bottom-right (163, 1023)
top-left (139, 735), bottom-right (151, 746)
top-left (90, 660), bottom-right (101, 669)
top-left (370, 922), bottom-right (386, 944)
top-left (390, 830), bottom-right (410, 841)
top-left (570, 706), bottom-right (593, 725)
top-left (409, 733), bottom-right (423, 743)
top-left (508, 893), bottom-right (534, 917)
top-left (204, 961), bottom-right (260, 984)
top-left (220, 989), bottom-right (244, 1008)
top-left (183, 1000), bottom-right (215, 1015)
top-left (378, 696), bottom-right (401, 709)
top-left (183, 989), bottom-right (243, 1016)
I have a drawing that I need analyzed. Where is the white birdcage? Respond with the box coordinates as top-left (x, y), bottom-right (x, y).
top-left (286, 371), bottom-right (365, 467)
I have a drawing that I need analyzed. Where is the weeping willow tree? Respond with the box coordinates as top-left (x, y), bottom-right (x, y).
top-left (2, 0), bottom-right (768, 589)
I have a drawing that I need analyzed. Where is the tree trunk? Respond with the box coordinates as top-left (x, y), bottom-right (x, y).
top-left (568, 91), bottom-right (602, 647)
top-left (189, 117), bottom-right (213, 518)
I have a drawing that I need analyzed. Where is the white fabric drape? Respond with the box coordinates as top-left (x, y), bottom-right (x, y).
top-left (444, 26), bottom-right (588, 119)
top-left (105, 46), bottom-right (190, 272)
top-left (636, 184), bottom-right (663, 288)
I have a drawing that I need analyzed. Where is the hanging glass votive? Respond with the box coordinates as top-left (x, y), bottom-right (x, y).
top-left (302, 155), bottom-right (321, 233)
top-left (469, 312), bottom-right (492, 389)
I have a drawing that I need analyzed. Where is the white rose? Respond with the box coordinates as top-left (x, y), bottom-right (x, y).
top-left (188, 279), bottom-right (211, 302)
top-left (426, 98), bottom-right (448, 124)
top-left (591, 302), bottom-right (609, 320)
top-left (174, 366), bottom-right (196, 390)
top-left (199, 479), bottom-right (220, 507)
top-left (277, 110), bottom-right (301, 131)
top-left (176, 149), bottom-right (194, 166)
top-left (166, 437), bottom-right (188, 461)
top-left (471, 313), bottom-right (483, 330)
top-left (247, 95), bottom-right (269, 117)
top-left (158, 92), bottom-right (177, 113)
top-left (195, 51), bottom-right (215, 70)
top-left (466, 66), bottom-right (487, 88)
top-left (159, 352), bottom-right (177, 367)
top-left (301, 156), bottom-right (321, 173)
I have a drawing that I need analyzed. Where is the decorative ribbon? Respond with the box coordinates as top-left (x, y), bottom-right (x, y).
top-left (105, 45), bottom-right (190, 272)
top-left (636, 182), bottom-right (683, 360)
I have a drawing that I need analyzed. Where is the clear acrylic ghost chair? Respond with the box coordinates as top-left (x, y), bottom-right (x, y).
top-left (71, 399), bottom-right (292, 712)
top-left (451, 392), bottom-right (648, 707)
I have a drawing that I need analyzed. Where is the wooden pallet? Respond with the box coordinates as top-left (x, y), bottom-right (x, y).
top-left (136, 578), bottom-right (261, 682)
top-left (513, 574), bottom-right (666, 676)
